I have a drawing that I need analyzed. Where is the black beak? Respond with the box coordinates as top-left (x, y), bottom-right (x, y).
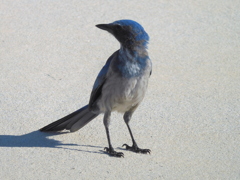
top-left (96, 24), bottom-right (114, 33)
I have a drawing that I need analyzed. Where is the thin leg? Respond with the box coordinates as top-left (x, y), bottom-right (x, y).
top-left (122, 111), bottom-right (151, 154)
top-left (125, 123), bottom-right (138, 147)
top-left (103, 111), bottom-right (124, 157)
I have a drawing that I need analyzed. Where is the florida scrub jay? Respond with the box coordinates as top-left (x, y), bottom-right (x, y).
top-left (40, 19), bottom-right (152, 157)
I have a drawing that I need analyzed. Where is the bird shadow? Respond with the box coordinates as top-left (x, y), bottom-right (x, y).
top-left (0, 130), bottom-right (105, 155)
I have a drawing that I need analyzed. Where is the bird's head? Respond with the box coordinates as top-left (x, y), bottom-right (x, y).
top-left (96, 20), bottom-right (149, 49)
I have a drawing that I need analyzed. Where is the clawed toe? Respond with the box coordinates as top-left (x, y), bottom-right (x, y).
top-left (104, 147), bottom-right (124, 158)
top-left (122, 144), bottom-right (151, 154)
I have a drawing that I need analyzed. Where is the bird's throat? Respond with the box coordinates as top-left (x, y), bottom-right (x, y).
top-left (114, 47), bottom-right (149, 78)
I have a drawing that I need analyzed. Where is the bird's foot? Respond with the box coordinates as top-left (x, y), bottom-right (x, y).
top-left (104, 147), bottom-right (124, 158)
top-left (122, 144), bottom-right (151, 154)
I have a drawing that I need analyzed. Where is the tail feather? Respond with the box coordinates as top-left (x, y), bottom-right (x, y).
top-left (70, 113), bottom-right (98, 132)
top-left (40, 105), bottom-right (99, 132)
top-left (65, 107), bottom-right (91, 130)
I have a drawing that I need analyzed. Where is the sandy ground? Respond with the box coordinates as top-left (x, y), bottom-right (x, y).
top-left (1, 0), bottom-right (240, 179)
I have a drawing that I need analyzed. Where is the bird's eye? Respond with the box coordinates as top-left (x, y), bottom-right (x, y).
top-left (115, 25), bottom-right (122, 31)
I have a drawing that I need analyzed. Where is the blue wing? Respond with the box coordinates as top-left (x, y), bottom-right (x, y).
top-left (89, 50), bottom-right (119, 110)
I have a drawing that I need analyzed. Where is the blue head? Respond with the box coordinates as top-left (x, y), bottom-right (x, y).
top-left (96, 20), bottom-right (149, 49)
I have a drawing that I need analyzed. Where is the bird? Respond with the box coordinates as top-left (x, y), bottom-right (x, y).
top-left (40, 19), bottom-right (152, 157)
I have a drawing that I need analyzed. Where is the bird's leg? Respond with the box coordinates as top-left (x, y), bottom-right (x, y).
top-left (103, 111), bottom-right (124, 157)
top-left (122, 111), bottom-right (151, 154)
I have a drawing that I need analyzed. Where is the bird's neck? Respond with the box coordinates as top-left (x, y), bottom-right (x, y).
top-left (119, 46), bottom-right (148, 61)
top-left (112, 46), bottom-right (149, 78)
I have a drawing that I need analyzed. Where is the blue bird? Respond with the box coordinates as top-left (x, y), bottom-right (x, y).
top-left (40, 20), bottom-right (152, 157)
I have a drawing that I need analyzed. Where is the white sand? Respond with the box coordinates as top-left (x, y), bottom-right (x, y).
top-left (1, 1), bottom-right (239, 179)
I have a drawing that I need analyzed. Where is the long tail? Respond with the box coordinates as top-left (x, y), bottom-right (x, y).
top-left (40, 105), bottom-right (99, 132)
